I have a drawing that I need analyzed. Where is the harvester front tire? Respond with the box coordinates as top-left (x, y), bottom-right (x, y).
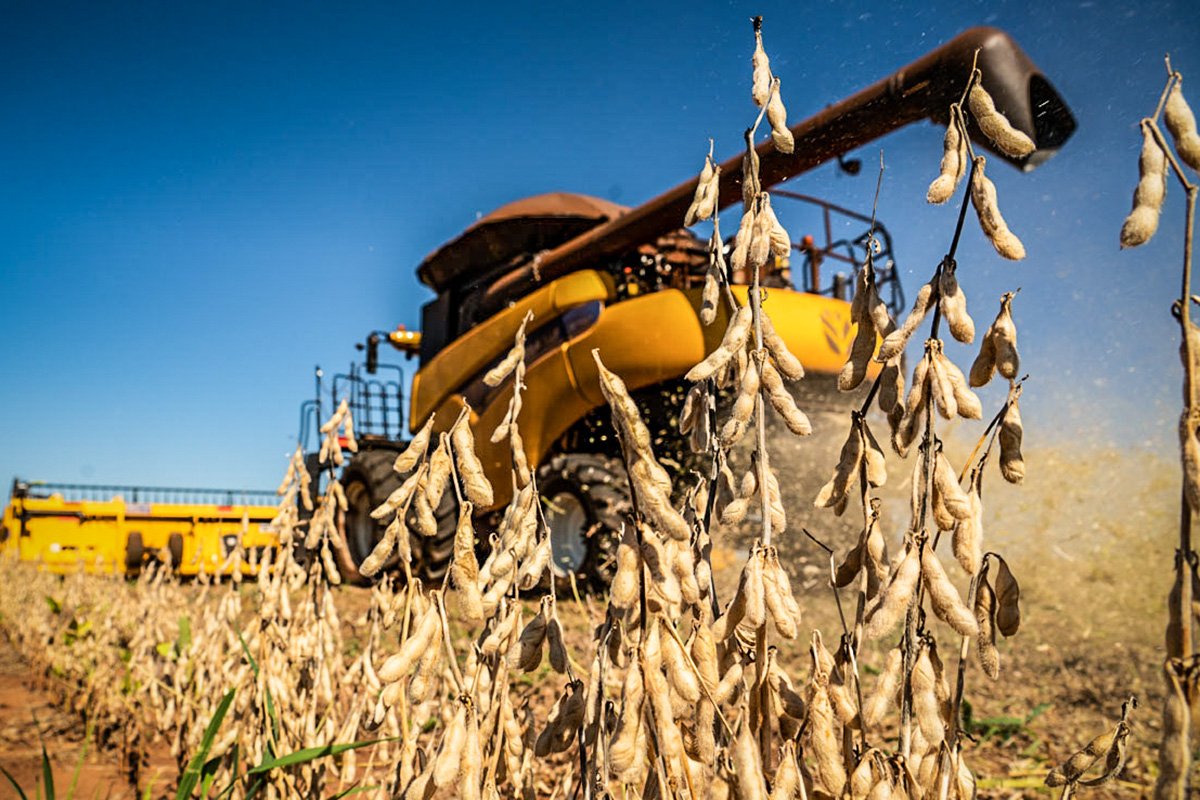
top-left (537, 454), bottom-right (631, 591)
top-left (340, 449), bottom-right (456, 584)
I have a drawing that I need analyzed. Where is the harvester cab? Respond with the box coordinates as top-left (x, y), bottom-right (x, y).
top-left (303, 26), bottom-right (1074, 586)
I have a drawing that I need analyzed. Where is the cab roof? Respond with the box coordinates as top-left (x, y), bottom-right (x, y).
top-left (416, 192), bottom-right (628, 293)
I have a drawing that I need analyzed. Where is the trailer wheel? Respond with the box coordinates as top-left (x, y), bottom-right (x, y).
top-left (538, 453), bottom-right (631, 591)
top-left (167, 533), bottom-right (184, 569)
top-left (125, 532), bottom-right (145, 576)
top-left (341, 449), bottom-right (456, 583)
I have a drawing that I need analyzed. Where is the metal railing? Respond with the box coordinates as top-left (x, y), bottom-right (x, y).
top-left (12, 479), bottom-right (277, 506)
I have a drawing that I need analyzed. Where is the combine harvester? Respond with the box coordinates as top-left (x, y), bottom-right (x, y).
top-left (1, 478), bottom-right (279, 577)
top-left (299, 27), bottom-right (1076, 587)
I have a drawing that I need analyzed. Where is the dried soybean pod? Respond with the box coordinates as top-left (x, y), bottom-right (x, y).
top-left (968, 81), bottom-right (1035, 158)
top-left (927, 108), bottom-right (968, 204)
top-left (993, 556), bottom-right (1021, 636)
top-left (762, 193), bottom-right (792, 257)
top-left (483, 313), bottom-right (531, 387)
top-left (999, 389), bottom-right (1025, 484)
top-left (928, 344), bottom-right (958, 420)
top-left (547, 616), bottom-right (569, 674)
top-left (763, 547), bottom-right (801, 639)
top-left (767, 81), bottom-right (795, 154)
top-left (685, 152), bottom-right (718, 227)
top-left (864, 422), bottom-right (887, 487)
top-left (394, 415), bottom-right (435, 474)
top-left (975, 565), bottom-right (1000, 679)
top-left (609, 524), bottom-right (641, 611)
top-left (808, 681), bottom-right (848, 797)
top-left (937, 263), bottom-right (975, 344)
top-left (1120, 125), bottom-right (1169, 248)
top-left (449, 501), bottom-right (483, 623)
top-left (968, 334), bottom-right (997, 388)
top-left (1047, 729), bottom-right (1117, 786)
top-left (865, 542), bottom-right (921, 639)
top-left (862, 646), bottom-right (903, 727)
top-left (762, 360), bottom-right (812, 436)
top-left (911, 645), bottom-right (946, 746)
top-left (1165, 78), bottom-right (1200, 171)
top-left (742, 130), bottom-right (762, 212)
top-left (451, 414), bottom-right (494, 508)
top-left (431, 700), bottom-right (469, 787)
top-left (748, 195), bottom-right (774, 272)
top-left (849, 751), bottom-right (878, 799)
top-left (834, 540), bottom-right (865, 588)
top-left (933, 449), bottom-right (972, 521)
top-left (763, 462), bottom-right (787, 534)
top-left (770, 740), bottom-right (803, 800)
top-left (424, 435), bottom-right (453, 509)
top-left (878, 357), bottom-right (902, 417)
top-left (991, 292), bottom-right (1020, 379)
top-left (661, 622), bottom-right (701, 703)
top-left (864, 506), bottom-right (890, 597)
top-left (700, 265), bottom-right (721, 327)
top-left (685, 305), bottom-right (753, 382)
top-left (815, 421), bottom-right (865, 508)
top-left (751, 19), bottom-right (771, 108)
top-left (378, 603), bottom-right (441, 682)
top-left (970, 157), bottom-right (1026, 260)
top-left (840, 314), bottom-right (879, 391)
top-left (942, 355), bottom-right (982, 420)
top-left (741, 547), bottom-right (767, 629)
top-left (720, 351), bottom-right (762, 445)
top-left (951, 471), bottom-right (983, 575)
top-left (878, 277), bottom-right (937, 362)
top-left (761, 311), bottom-right (805, 380)
top-left (920, 544), bottom-right (978, 637)
top-left (510, 596), bottom-right (551, 671)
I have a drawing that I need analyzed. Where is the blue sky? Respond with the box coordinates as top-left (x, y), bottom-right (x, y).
top-left (2, 1), bottom-right (1198, 490)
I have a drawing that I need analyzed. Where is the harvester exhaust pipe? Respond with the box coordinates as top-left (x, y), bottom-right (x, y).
top-left (480, 26), bottom-right (1074, 314)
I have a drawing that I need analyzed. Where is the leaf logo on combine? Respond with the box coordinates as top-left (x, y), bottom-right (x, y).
top-left (821, 309), bottom-right (852, 357)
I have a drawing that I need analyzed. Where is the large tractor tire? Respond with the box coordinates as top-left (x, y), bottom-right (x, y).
top-left (537, 453), bottom-right (632, 591)
top-left (340, 449), bottom-right (456, 583)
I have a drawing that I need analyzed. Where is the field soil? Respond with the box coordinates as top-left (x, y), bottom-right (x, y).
top-left (1, 639), bottom-right (135, 799)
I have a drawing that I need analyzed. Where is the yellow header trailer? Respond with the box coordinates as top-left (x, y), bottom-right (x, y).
top-left (1, 479), bottom-right (280, 577)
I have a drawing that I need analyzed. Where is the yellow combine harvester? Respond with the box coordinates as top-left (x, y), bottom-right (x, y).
top-left (293, 27), bottom-right (1075, 587)
top-left (1, 479), bottom-right (279, 577)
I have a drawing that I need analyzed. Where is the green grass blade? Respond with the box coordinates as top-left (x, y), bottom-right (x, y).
top-left (241, 777), bottom-right (266, 800)
top-left (65, 720), bottom-right (92, 800)
top-left (247, 738), bottom-right (390, 775)
top-left (139, 769), bottom-right (158, 800)
top-left (175, 689), bottom-right (235, 800)
top-left (0, 763), bottom-right (30, 800)
top-left (40, 741), bottom-right (55, 800)
top-left (236, 631), bottom-right (258, 678)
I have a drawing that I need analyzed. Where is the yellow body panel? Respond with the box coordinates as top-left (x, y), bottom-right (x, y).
top-left (1, 491), bottom-right (278, 577)
top-left (409, 282), bottom-right (866, 512)
top-left (409, 269), bottom-right (614, 430)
